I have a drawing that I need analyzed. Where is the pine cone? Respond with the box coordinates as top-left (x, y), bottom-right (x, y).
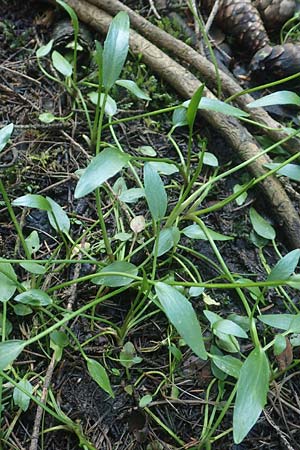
top-left (253, 0), bottom-right (296, 30)
top-left (250, 43), bottom-right (300, 81)
top-left (202, 0), bottom-right (269, 54)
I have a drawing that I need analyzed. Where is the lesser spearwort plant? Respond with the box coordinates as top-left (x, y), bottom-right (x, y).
top-left (1, 2), bottom-right (300, 448)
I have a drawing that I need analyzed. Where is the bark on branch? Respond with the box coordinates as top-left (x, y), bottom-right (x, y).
top-left (89, 0), bottom-right (300, 156)
top-left (64, 0), bottom-right (300, 248)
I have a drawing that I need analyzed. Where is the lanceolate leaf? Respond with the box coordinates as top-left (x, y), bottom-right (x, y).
top-left (156, 226), bottom-right (180, 257)
top-left (103, 12), bottom-right (130, 90)
top-left (75, 147), bottom-right (130, 198)
top-left (0, 262), bottom-right (17, 302)
top-left (36, 39), bottom-right (54, 58)
top-left (198, 98), bottom-right (248, 117)
top-left (46, 197), bottom-right (70, 234)
top-left (0, 123), bottom-right (14, 152)
top-left (247, 91), bottom-right (300, 108)
top-left (182, 224), bottom-right (233, 241)
top-left (258, 313), bottom-right (294, 330)
top-left (233, 347), bottom-right (269, 444)
top-left (87, 358), bottom-right (114, 398)
top-left (52, 51), bottom-right (73, 77)
top-left (263, 163), bottom-right (300, 182)
top-left (13, 379), bottom-right (33, 411)
top-left (186, 84), bottom-right (205, 130)
top-left (267, 249), bottom-right (300, 282)
top-left (0, 340), bottom-right (25, 370)
top-left (92, 261), bottom-right (138, 287)
top-left (210, 354), bottom-right (242, 379)
top-left (144, 163), bottom-right (167, 221)
top-left (12, 194), bottom-right (51, 211)
top-left (14, 289), bottom-right (53, 307)
top-left (249, 207), bottom-right (276, 240)
top-left (155, 282), bottom-right (207, 360)
top-left (116, 79), bottom-right (151, 100)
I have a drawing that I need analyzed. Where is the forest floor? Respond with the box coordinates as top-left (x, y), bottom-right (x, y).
top-left (1, 1), bottom-right (300, 449)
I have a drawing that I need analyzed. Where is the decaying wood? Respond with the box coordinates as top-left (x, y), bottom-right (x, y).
top-left (61, 0), bottom-right (300, 248)
top-left (86, 0), bottom-right (300, 156)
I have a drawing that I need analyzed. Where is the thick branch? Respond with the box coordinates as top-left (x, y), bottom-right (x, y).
top-left (64, 0), bottom-right (300, 248)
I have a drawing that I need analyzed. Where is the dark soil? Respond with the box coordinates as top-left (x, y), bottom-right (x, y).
top-left (1, 1), bottom-right (300, 450)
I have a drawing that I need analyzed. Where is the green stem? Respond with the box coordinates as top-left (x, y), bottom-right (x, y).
top-left (0, 179), bottom-right (30, 259)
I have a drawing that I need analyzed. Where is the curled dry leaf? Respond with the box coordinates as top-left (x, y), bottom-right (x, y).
top-left (130, 215), bottom-right (146, 234)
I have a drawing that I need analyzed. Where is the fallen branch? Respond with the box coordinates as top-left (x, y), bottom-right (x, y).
top-left (88, 0), bottom-right (300, 156)
top-left (63, 0), bottom-right (300, 248)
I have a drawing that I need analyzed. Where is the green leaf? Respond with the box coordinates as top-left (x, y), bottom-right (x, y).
top-left (148, 161), bottom-right (179, 175)
top-left (75, 147), bottom-right (130, 198)
top-left (13, 304), bottom-right (32, 316)
top-left (236, 278), bottom-right (262, 300)
top-left (172, 107), bottom-right (188, 128)
top-left (258, 313), bottom-right (294, 330)
top-left (204, 310), bottom-right (221, 326)
top-left (50, 330), bottom-right (69, 362)
top-left (88, 92), bottom-right (117, 116)
top-left (14, 289), bottom-right (53, 307)
top-left (36, 39), bottom-right (54, 58)
top-left (39, 112), bottom-right (56, 124)
top-left (203, 152), bottom-right (218, 167)
top-left (46, 197), bottom-right (70, 234)
top-left (0, 262), bottom-right (17, 302)
top-left (288, 314), bottom-right (300, 333)
top-left (13, 379), bottom-right (33, 411)
top-left (233, 347), bottom-right (269, 444)
top-left (213, 319), bottom-right (248, 338)
top-left (215, 332), bottom-right (240, 353)
top-left (52, 50), bottom-right (73, 77)
top-left (0, 123), bottom-right (14, 153)
top-left (87, 358), bottom-right (114, 398)
top-left (157, 226), bottom-right (180, 257)
top-left (92, 261), bottom-right (138, 287)
top-left (119, 188), bottom-right (145, 203)
top-left (199, 98), bottom-right (248, 117)
top-left (137, 145), bottom-right (156, 156)
top-left (25, 231), bottom-right (40, 255)
top-left (155, 282), bottom-right (207, 360)
top-left (186, 98), bottom-right (248, 118)
top-left (249, 207), bottom-right (276, 240)
top-left (233, 184), bottom-right (248, 206)
top-left (182, 224), bottom-right (233, 241)
top-left (227, 313), bottom-right (251, 332)
top-left (103, 11), bottom-right (129, 90)
top-left (139, 394), bottom-right (152, 408)
top-left (247, 91), bottom-right (300, 108)
top-left (267, 249), bottom-right (300, 282)
top-left (116, 80), bottom-right (151, 100)
top-left (119, 341), bottom-right (142, 368)
top-left (0, 340), bottom-right (25, 370)
top-left (20, 262), bottom-right (46, 275)
top-left (287, 274), bottom-right (300, 289)
top-left (186, 84), bottom-right (205, 130)
top-left (273, 334), bottom-right (287, 356)
top-left (263, 163), bottom-right (300, 182)
top-left (144, 163), bottom-right (167, 221)
top-left (189, 286), bottom-right (205, 297)
top-left (210, 354), bottom-right (242, 379)
top-left (12, 194), bottom-right (51, 211)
